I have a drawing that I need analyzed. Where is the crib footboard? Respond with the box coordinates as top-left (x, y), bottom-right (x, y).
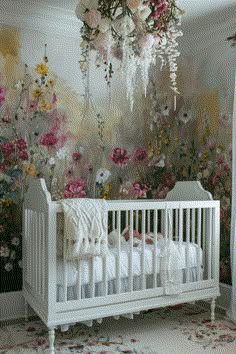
top-left (23, 178), bottom-right (220, 329)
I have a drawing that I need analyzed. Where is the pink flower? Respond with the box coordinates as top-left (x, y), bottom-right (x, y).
top-left (72, 152), bottom-right (82, 164)
top-left (1, 142), bottom-right (15, 156)
top-left (39, 133), bottom-right (58, 147)
top-left (18, 150), bottom-right (29, 160)
top-left (216, 154), bottom-right (224, 164)
top-left (26, 96), bottom-right (38, 113)
top-left (17, 138), bottom-right (27, 151)
top-left (133, 147), bottom-right (147, 163)
top-left (206, 137), bottom-right (216, 150)
top-left (0, 163), bottom-right (7, 172)
top-left (52, 93), bottom-right (57, 104)
top-left (110, 147), bottom-right (130, 166)
top-left (64, 178), bottom-right (87, 199)
top-left (154, 185), bottom-right (170, 199)
top-left (84, 9), bottom-right (102, 29)
top-left (132, 182), bottom-right (150, 198)
top-left (153, 0), bottom-right (169, 17)
top-left (0, 85), bottom-right (6, 107)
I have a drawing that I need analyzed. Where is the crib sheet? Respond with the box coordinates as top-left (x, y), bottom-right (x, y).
top-left (56, 241), bottom-right (202, 287)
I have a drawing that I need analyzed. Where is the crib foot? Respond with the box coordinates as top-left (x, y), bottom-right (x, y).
top-left (211, 297), bottom-right (216, 323)
top-left (24, 299), bottom-right (28, 321)
top-left (48, 328), bottom-right (55, 354)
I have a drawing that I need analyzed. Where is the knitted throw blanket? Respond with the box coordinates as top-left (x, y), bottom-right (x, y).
top-left (61, 198), bottom-right (108, 258)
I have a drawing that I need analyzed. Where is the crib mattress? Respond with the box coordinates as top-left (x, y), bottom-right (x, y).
top-left (57, 241), bottom-right (202, 287)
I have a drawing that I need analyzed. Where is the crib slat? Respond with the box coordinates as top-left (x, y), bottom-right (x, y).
top-left (90, 257), bottom-right (95, 298)
top-left (197, 208), bottom-right (202, 281)
top-left (147, 210), bottom-right (151, 233)
top-left (63, 238), bottom-right (68, 302)
top-left (207, 208), bottom-right (212, 280)
top-left (175, 209), bottom-right (178, 241)
top-left (202, 208), bottom-right (206, 273)
top-left (153, 209), bottom-right (158, 289)
top-left (41, 213), bottom-right (45, 300)
top-left (186, 208), bottom-right (190, 283)
top-left (76, 260), bottom-right (81, 300)
top-left (112, 211), bottom-right (116, 230)
top-left (141, 209), bottom-right (146, 289)
top-left (135, 210), bottom-right (139, 232)
top-left (178, 207), bottom-right (183, 245)
top-left (103, 254), bottom-right (108, 296)
top-left (129, 210), bottom-right (134, 292)
top-left (191, 208), bottom-right (196, 244)
top-left (116, 210), bottom-right (121, 294)
top-left (168, 210), bottom-right (173, 240)
top-left (126, 210), bottom-right (129, 228)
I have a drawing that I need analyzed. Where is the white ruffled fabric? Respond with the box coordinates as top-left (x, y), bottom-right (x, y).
top-left (61, 198), bottom-right (108, 258)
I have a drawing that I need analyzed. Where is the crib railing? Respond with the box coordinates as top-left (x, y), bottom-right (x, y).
top-left (23, 179), bottom-right (220, 325)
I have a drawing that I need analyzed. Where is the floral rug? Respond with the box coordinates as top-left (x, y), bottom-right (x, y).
top-left (0, 303), bottom-right (236, 354)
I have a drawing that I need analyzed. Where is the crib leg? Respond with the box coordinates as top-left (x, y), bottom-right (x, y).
top-left (48, 328), bottom-right (55, 354)
top-left (211, 297), bottom-right (216, 323)
top-left (24, 299), bottom-right (28, 321)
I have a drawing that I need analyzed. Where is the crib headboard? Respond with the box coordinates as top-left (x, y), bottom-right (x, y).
top-left (24, 177), bottom-right (52, 211)
top-left (165, 181), bottom-right (213, 201)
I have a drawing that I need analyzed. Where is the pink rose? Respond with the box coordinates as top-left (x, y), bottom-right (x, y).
top-left (110, 147), bottom-right (130, 166)
top-left (64, 178), bottom-right (87, 199)
top-left (84, 9), bottom-right (101, 29)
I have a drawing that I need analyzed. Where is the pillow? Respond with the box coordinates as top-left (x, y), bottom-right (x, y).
top-left (108, 229), bottom-right (126, 246)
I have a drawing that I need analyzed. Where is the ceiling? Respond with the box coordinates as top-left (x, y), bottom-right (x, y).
top-left (45, 0), bottom-right (235, 19)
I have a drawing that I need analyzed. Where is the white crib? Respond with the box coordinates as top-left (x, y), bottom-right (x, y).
top-left (22, 178), bottom-right (220, 353)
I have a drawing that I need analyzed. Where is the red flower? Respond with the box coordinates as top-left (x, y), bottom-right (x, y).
top-left (72, 152), bottom-right (82, 164)
top-left (110, 147), bottom-right (130, 166)
top-left (0, 85), bottom-right (6, 107)
top-left (133, 147), bottom-right (147, 163)
top-left (132, 182), bottom-right (150, 198)
top-left (18, 150), bottom-right (29, 160)
top-left (1, 142), bottom-right (15, 156)
top-left (64, 178), bottom-right (87, 199)
top-left (39, 133), bottom-right (58, 147)
top-left (17, 138), bottom-right (27, 151)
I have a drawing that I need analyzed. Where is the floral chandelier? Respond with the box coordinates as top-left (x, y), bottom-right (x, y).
top-left (76, 0), bottom-right (184, 110)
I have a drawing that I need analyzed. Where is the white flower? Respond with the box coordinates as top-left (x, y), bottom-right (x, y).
top-left (18, 260), bottom-right (22, 268)
top-left (48, 157), bottom-right (56, 166)
top-left (56, 146), bottom-right (71, 160)
top-left (96, 168), bottom-right (111, 184)
top-left (5, 263), bottom-right (13, 272)
top-left (75, 0), bottom-right (99, 21)
top-left (178, 107), bottom-right (192, 124)
top-left (160, 101), bottom-right (171, 116)
top-left (153, 112), bottom-right (161, 123)
top-left (136, 5), bottom-right (152, 21)
top-left (11, 237), bottom-right (20, 246)
top-left (15, 80), bottom-right (24, 90)
top-left (112, 15), bottom-right (135, 36)
top-left (99, 18), bottom-right (111, 33)
top-left (0, 173), bottom-right (12, 183)
top-left (84, 9), bottom-right (102, 29)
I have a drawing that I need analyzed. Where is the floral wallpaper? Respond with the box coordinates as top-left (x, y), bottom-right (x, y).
top-left (0, 29), bottom-right (233, 293)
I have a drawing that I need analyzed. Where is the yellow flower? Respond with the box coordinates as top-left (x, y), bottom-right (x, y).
top-left (22, 163), bottom-right (38, 177)
top-left (164, 138), bottom-right (170, 145)
top-left (35, 63), bottom-right (49, 76)
top-left (32, 88), bottom-right (43, 98)
top-left (39, 100), bottom-right (53, 112)
top-left (48, 79), bottom-right (55, 87)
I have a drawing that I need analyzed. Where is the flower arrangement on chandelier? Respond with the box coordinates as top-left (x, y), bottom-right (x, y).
top-left (76, 0), bottom-right (184, 110)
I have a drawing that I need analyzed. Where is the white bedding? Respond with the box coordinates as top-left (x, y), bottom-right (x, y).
top-left (57, 241), bottom-right (202, 287)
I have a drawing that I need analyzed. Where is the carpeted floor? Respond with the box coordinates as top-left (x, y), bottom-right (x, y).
top-left (0, 303), bottom-right (236, 354)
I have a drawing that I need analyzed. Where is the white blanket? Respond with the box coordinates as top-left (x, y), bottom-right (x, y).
top-left (159, 238), bottom-right (182, 295)
top-left (61, 198), bottom-right (108, 258)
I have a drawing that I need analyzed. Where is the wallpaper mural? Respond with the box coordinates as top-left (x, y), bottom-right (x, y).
top-left (0, 28), bottom-right (233, 293)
